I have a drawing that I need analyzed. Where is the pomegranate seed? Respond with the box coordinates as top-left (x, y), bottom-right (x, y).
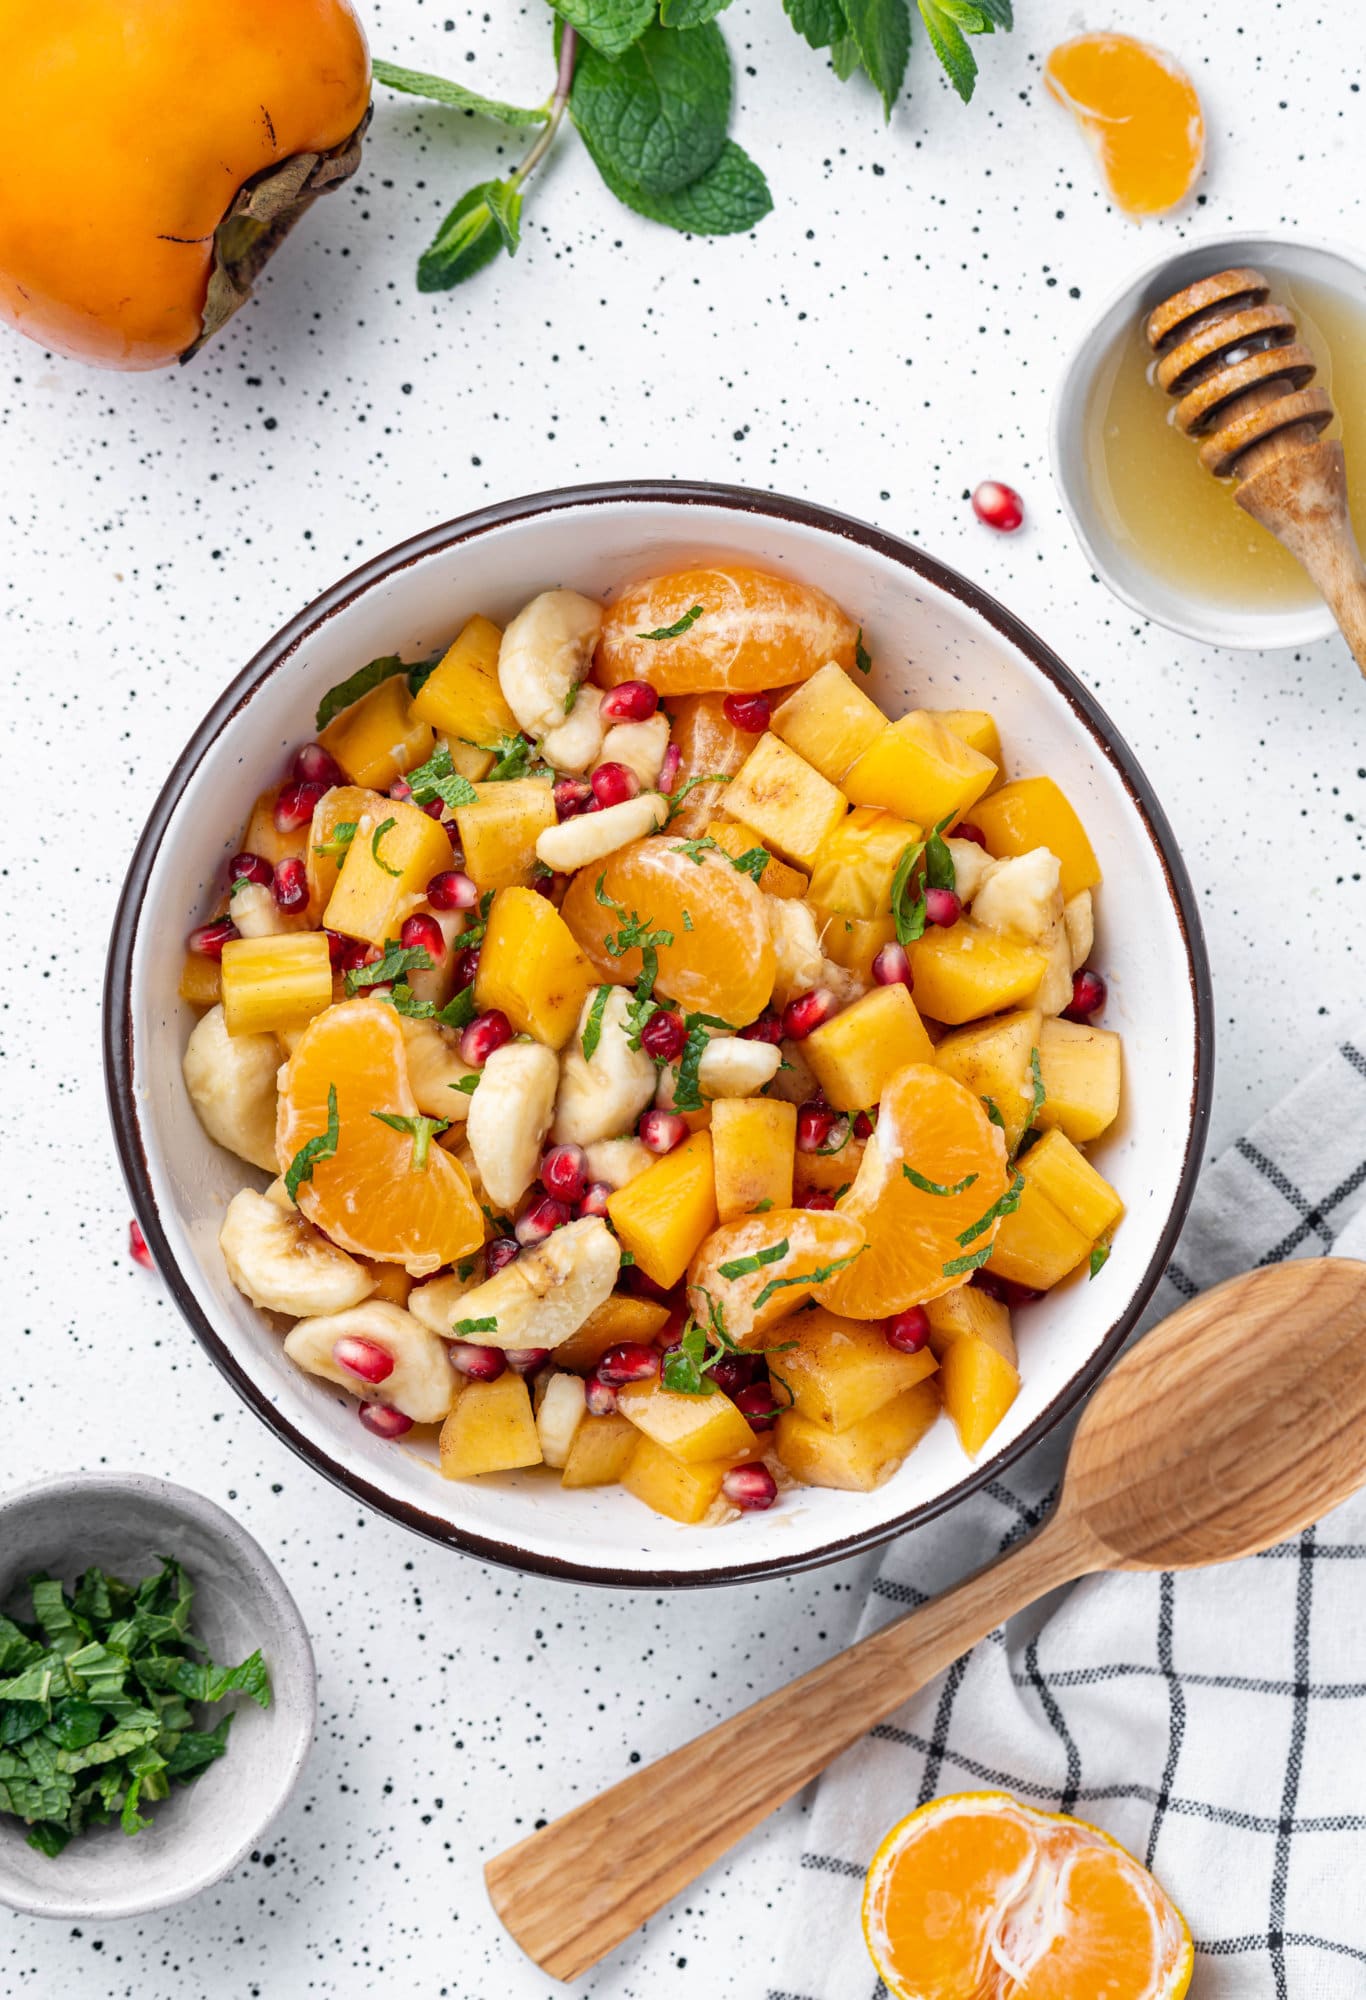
top-left (591, 762), bottom-right (640, 809)
top-left (553, 777), bottom-right (594, 821)
top-left (401, 912), bottom-right (446, 961)
top-left (885, 1307), bottom-right (930, 1354)
top-left (272, 856), bottom-right (309, 913)
top-left (740, 1007), bottom-right (784, 1045)
top-left (584, 1374), bottom-right (619, 1416)
top-left (658, 742), bottom-right (682, 795)
top-left (444, 822), bottom-right (463, 852)
top-left (734, 1382), bottom-right (781, 1432)
top-left (506, 1347), bottom-right (551, 1376)
top-left (722, 692), bottom-right (771, 733)
top-left (293, 743), bottom-right (344, 788)
top-left (325, 929), bottom-right (370, 971)
top-left (449, 1341), bottom-right (506, 1381)
top-left (924, 887), bottom-right (961, 928)
top-left (955, 822), bottom-right (987, 848)
top-left (872, 942), bottom-right (913, 989)
top-left (796, 1102), bottom-right (839, 1153)
top-left (128, 1220), bottom-right (154, 1270)
top-left (426, 869), bottom-right (477, 911)
top-left (600, 680), bottom-right (659, 722)
top-left (228, 851), bottom-right (272, 888)
top-left (1065, 969), bottom-right (1108, 1022)
top-left (972, 1269), bottom-right (1043, 1307)
top-left (971, 480), bottom-right (1024, 532)
top-left (540, 1144), bottom-right (588, 1203)
top-left (333, 1335), bottom-right (395, 1384)
top-left (358, 1403), bottom-right (413, 1439)
top-left (639, 1108), bottom-right (688, 1154)
top-left (598, 1342), bottom-right (661, 1387)
top-left (515, 1194), bottom-right (573, 1246)
top-left (853, 1111), bottom-right (874, 1139)
top-left (800, 1189), bottom-right (837, 1210)
top-left (620, 1265), bottom-right (676, 1304)
top-left (656, 1304), bottom-right (689, 1351)
top-left (387, 776), bottom-right (413, 802)
top-left (533, 873), bottom-right (558, 899)
top-left (453, 946), bottom-right (481, 989)
top-left (723, 1464), bottom-right (779, 1511)
top-left (187, 918), bottom-right (237, 959)
top-left (459, 1010), bottom-right (513, 1068)
top-left (578, 1181), bottom-right (612, 1219)
top-left (484, 1236), bottom-right (520, 1274)
top-left (640, 1009), bottom-right (687, 1063)
top-left (273, 779), bottom-right (326, 832)
top-left (710, 1350), bottom-right (765, 1396)
top-left (782, 988), bottom-right (837, 1041)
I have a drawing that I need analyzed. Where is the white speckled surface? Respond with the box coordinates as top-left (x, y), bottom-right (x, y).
top-left (1, 1), bottom-right (1362, 1993)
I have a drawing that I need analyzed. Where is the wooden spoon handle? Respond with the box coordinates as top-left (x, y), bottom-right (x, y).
top-left (1237, 437), bottom-right (1366, 678)
top-left (485, 1509), bottom-right (1095, 1983)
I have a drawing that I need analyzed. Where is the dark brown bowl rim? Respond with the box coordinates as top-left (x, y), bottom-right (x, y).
top-left (104, 479), bottom-right (1213, 1591)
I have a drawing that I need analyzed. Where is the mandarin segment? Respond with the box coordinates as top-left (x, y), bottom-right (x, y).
top-left (276, 997), bottom-right (484, 1277)
top-left (664, 693), bottom-right (754, 836)
top-left (687, 1206), bottom-right (867, 1343)
top-left (596, 564), bottom-right (860, 694)
top-left (815, 1064), bottom-right (1010, 1318)
top-left (1045, 33), bottom-right (1204, 220)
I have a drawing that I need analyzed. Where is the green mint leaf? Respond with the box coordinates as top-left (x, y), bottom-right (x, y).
top-left (955, 1171), bottom-right (1025, 1249)
top-left (312, 820), bottom-right (358, 860)
top-left (285, 1083), bottom-right (339, 1202)
top-left (669, 1010), bottom-right (733, 1109)
top-left (890, 836), bottom-right (929, 946)
top-left (592, 139), bottom-right (772, 236)
top-left (661, 1318), bottom-right (716, 1396)
top-left (982, 1096), bottom-right (1006, 1133)
top-left (830, 31), bottom-right (862, 76)
top-left (941, 1242), bottom-right (996, 1278)
top-left (661, 0), bottom-right (734, 20)
top-left (436, 983), bottom-right (479, 1032)
top-left (371, 57), bottom-right (550, 125)
top-left (783, 0), bottom-right (849, 50)
top-left (1089, 1239), bottom-right (1111, 1279)
top-left (376, 982), bottom-right (434, 1020)
top-left (369, 818), bottom-right (402, 877)
top-left (925, 824), bottom-right (957, 893)
top-left (638, 603), bottom-right (706, 640)
top-left (671, 836), bottom-right (719, 864)
top-left (903, 1164), bottom-right (979, 1197)
top-left (582, 984), bottom-right (613, 1061)
top-left (464, 731), bottom-right (536, 780)
top-left (371, 1111), bottom-right (450, 1171)
top-left (1012, 1047), bottom-right (1045, 1159)
top-left (854, 626), bottom-right (872, 674)
top-left (345, 940), bottom-right (434, 996)
top-left (730, 846), bottom-right (769, 882)
top-left (916, 0), bottom-right (978, 100)
top-left (974, 0), bottom-right (1010, 21)
top-left (551, 0), bottom-right (655, 59)
top-left (315, 655), bottom-right (406, 731)
top-left (842, 0), bottom-right (911, 114)
top-left (752, 1245), bottom-right (866, 1313)
top-left (664, 770), bottom-right (732, 822)
top-left (717, 1237), bottom-right (789, 1281)
top-left (456, 1257), bottom-right (479, 1281)
top-left (455, 1316), bottom-right (499, 1335)
top-left (405, 743), bottom-right (481, 812)
top-left (571, 21), bottom-right (731, 199)
top-left (485, 177), bottom-right (524, 254)
top-left (417, 180), bottom-right (519, 293)
top-left (450, 1075), bottom-right (480, 1096)
top-left (682, 907), bottom-right (694, 930)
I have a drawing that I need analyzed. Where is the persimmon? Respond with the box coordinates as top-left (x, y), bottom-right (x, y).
top-left (0, 0), bottom-right (370, 369)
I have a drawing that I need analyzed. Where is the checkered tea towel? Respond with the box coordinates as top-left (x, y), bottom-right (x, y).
top-left (773, 1026), bottom-right (1366, 2000)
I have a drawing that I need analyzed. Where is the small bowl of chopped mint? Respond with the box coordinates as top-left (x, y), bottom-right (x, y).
top-left (0, 1471), bottom-right (315, 1919)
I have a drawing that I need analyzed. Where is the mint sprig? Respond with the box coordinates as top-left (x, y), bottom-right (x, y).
top-left (284, 1083), bottom-right (339, 1203)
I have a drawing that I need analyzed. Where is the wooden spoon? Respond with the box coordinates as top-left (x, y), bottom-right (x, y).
top-left (486, 1257), bottom-right (1366, 1982)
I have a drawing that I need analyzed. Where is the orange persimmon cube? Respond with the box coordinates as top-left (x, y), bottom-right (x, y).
top-left (322, 795), bottom-right (453, 948)
top-left (940, 1334), bottom-right (1020, 1456)
top-left (776, 1378), bottom-right (940, 1491)
top-left (723, 733), bottom-right (848, 870)
top-left (803, 984), bottom-right (935, 1111)
top-left (770, 661), bottom-right (887, 784)
top-left (1018, 1128), bottom-right (1124, 1241)
top-left (908, 923), bottom-right (1049, 1025)
top-left (807, 805), bottom-right (923, 921)
top-left (319, 673), bottom-right (434, 792)
top-left (621, 1436), bottom-right (731, 1524)
top-left (843, 711), bottom-right (997, 828)
top-left (409, 615), bottom-right (514, 777)
top-left (710, 1097), bottom-right (797, 1221)
top-left (474, 886), bottom-right (596, 1048)
top-left (607, 1131), bottom-right (718, 1289)
top-left (973, 777), bottom-right (1101, 901)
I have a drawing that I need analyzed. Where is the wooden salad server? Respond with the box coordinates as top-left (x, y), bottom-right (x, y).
top-left (1146, 266), bottom-right (1366, 676)
top-left (486, 1257), bottom-right (1366, 1982)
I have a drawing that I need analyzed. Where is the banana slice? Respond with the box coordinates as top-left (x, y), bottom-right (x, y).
top-left (535, 791), bottom-right (667, 874)
top-left (536, 1372), bottom-right (587, 1468)
top-left (945, 836), bottom-right (992, 905)
top-left (183, 1004), bottom-right (281, 1173)
top-left (1063, 890), bottom-right (1094, 971)
top-left (1031, 923), bottom-right (1075, 1017)
top-left (696, 1035), bottom-right (782, 1098)
top-left (227, 879), bottom-right (293, 938)
top-left (220, 1187), bottom-right (376, 1316)
top-left (498, 589), bottom-right (603, 742)
top-left (583, 1135), bottom-right (655, 1189)
top-left (408, 1216), bottom-right (619, 1351)
top-left (771, 899), bottom-right (864, 1008)
top-left (284, 1300), bottom-right (454, 1422)
top-left (553, 986), bottom-right (657, 1147)
top-left (541, 685), bottom-right (605, 775)
top-left (465, 1038), bottom-right (560, 1211)
top-left (596, 714), bottom-right (670, 790)
top-left (971, 849), bottom-right (1063, 943)
top-left (398, 1014), bottom-right (479, 1122)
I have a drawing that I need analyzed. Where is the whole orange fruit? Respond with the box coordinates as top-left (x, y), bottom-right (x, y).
top-left (0, 0), bottom-right (370, 369)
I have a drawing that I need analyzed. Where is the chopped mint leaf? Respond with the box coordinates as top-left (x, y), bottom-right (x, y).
top-left (371, 1111), bottom-right (449, 1171)
top-left (405, 743), bottom-right (481, 812)
top-left (1089, 1240), bottom-right (1112, 1279)
top-left (941, 1242), bottom-right (997, 1278)
top-left (671, 837), bottom-right (719, 864)
top-left (370, 818), bottom-right (402, 878)
top-left (982, 1096), bottom-right (1006, 1133)
top-left (751, 1198), bottom-right (774, 1213)
top-left (346, 940), bottom-right (434, 996)
top-left (730, 846), bottom-right (770, 883)
top-left (664, 770), bottom-right (732, 823)
top-left (285, 1083), bottom-right (339, 1202)
top-left (954, 1171), bottom-right (1025, 1250)
top-left (638, 603), bottom-right (704, 640)
top-left (682, 907), bottom-right (694, 931)
top-left (582, 984), bottom-right (613, 1061)
top-left (435, 984), bottom-right (478, 1031)
top-left (902, 1164), bottom-right (979, 1197)
top-left (455, 1316), bottom-right (499, 1335)
top-left (449, 1075), bottom-right (480, 1096)
top-left (315, 655), bottom-right (406, 731)
top-left (854, 627), bottom-right (872, 674)
top-left (462, 731), bottom-right (536, 781)
top-left (752, 1245), bottom-right (866, 1313)
top-left (312, 820), bottom-right (358, 860)
top-left (1012, 1047), bottom-right (1046, 1159)
top-left (456, 1257), bottom-right (479, 1282)
top-left (718, 1237), bottom-right (789, 1281)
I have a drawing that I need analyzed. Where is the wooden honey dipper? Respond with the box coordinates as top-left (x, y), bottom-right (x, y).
top-left (1145, 266), bottom-right (1366, 675)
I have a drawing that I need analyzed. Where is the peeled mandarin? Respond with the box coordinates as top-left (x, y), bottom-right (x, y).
top-left (816, 1064), bottom-right (1009, 1318)
top-left (276, 997), bottom-right (484, 1277)
top-left (596, 565), bottom-right (860, 694)
top-left (863, 1791), bottom-right (1193, 2000)
top-left (665, 693), bottom-right (755, 837)
top-left (1045, 34), bottom-right (1204, 219)
top-left (687, 1207), bottom-right (866, 1344)
top-left (558, 836), bottom-right (776, 1026)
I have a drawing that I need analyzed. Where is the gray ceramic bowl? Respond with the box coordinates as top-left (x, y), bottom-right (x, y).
top-left (0, 1472), bottom-right (315, 1920)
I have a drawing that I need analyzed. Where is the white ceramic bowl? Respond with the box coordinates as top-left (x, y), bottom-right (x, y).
top-left (0, 1471), bottom-right (315, 1919)
top-left (105, 482), bottom-right (1212, 1586)
top-left (1051, 229), bottom-right (1366, 651)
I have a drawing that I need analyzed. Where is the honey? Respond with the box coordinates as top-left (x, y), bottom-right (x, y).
top-left (1084, 273), bottom-right (1366, 612)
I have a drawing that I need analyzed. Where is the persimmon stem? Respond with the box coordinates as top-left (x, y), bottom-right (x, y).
top-left (515, 27), bottom-right (577, 189)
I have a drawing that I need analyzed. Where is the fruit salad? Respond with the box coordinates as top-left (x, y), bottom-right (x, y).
top-left (179, 564), bottom-right (1124, 1528)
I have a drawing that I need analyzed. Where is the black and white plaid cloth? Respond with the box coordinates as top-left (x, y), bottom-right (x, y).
top-left (773, 1026), bottom-right (1366, 2000)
